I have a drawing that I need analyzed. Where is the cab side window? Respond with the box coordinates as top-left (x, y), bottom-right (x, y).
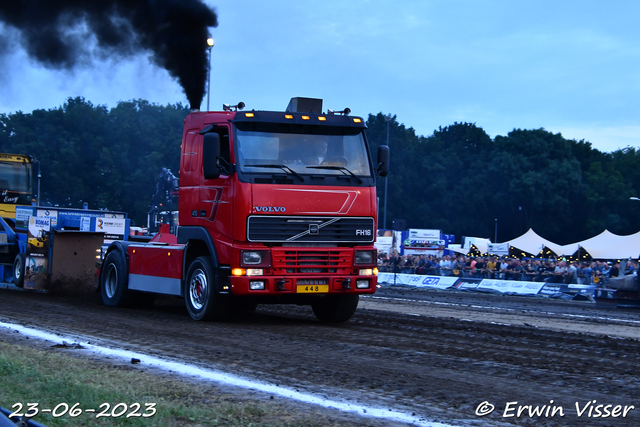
top-left (213, 125), bottom-right (231, 175)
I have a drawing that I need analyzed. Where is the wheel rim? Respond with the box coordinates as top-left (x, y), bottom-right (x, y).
top-left (105, 264), bottom-right (118, 298)
top-left (14, 262), bottom-right (21, 280)
top-left (189, 268), bottom-right (208, 310)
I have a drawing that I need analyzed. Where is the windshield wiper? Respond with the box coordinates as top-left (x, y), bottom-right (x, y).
top-left (306, 166), bottom-right (363, 184)
top-left (244, 164), bottom-right (304, 182)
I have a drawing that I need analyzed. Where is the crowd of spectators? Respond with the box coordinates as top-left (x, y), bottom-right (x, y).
top-left (377, 252), bottom-right (637, 286)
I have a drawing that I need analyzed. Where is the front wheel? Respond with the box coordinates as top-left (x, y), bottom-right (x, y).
top-left (184, 256), bottom-right (230, 321)
top-left (13, 253), bottom-right (26, 288)
top-left (312, 294), bottom-right (359, 323)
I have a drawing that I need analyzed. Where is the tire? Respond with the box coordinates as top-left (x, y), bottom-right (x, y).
top-left (100, 250), bottom-right (131, 307)
top-left (184, 256), bottom-right (230, 321)
top-left (13, 252), bottom-right (25, 288)
top-left (312, 294), bottom-right (359, 323)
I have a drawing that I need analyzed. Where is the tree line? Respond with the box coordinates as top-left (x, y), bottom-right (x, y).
top-left (0, 97), bottom-right (186, 227)
top-left (0, 97), bottom-right (638, 244)
top-left (367, 113), bottom-right (640, 244)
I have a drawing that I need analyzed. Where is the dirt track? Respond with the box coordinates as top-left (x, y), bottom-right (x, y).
top-left (2, 285), bottom-right (640, 426)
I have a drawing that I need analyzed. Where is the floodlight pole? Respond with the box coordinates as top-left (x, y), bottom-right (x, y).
top-left (206, 38), bottom-right (214, 111)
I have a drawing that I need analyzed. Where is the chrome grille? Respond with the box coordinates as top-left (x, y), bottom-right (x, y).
top-left (272, 249), bottom-right (353, 274)
top-left (247, 216), bottom-right (375, 243)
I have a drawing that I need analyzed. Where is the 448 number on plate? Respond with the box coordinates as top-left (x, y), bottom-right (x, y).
top-left (297, 284), bottom-right (329, 293)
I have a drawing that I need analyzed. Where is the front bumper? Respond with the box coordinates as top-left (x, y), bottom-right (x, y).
top-left (229, 274), bottom-right (377, 295)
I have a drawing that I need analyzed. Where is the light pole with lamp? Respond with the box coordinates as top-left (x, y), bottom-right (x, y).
top-left (206, 38), bottom-right (214, 111)
top-left (494, 218), bottom-right (498, 243)
top-left (383, 114), bottom-right (392, 229)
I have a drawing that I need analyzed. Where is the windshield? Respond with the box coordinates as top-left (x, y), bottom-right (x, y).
top-left (236, 128), bottom-right (371, 177)
top-left (0, 161), bottom-right (31, 193)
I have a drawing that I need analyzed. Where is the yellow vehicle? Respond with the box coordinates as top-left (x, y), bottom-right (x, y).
top-left (0, 154), bottom-right (38, 287)
top-left (28, 233), bottom-right (48, 248)
top-left (0, 154), bottom-right (37, 222)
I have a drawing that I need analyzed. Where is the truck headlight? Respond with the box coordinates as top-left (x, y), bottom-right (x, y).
top-left (356, 279), bottom-right (370, 289)
top-left (249, 281), bottom-right (265, 290)
top-left (243, 251), bottom-right (263, 264)
top-left (241, 250), bottom-right (271, 267)
top-left (354, 250), bottom-right (375, 265)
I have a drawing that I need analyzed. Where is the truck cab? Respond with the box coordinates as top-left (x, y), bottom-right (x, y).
top-left (101, 98), bottom-right (389, 322)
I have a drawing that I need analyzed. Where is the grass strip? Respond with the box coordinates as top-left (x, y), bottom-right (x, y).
top-left (0, 341), bottom-right (334, 427)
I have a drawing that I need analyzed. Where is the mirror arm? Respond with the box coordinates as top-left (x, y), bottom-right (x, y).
top-left (217, 157), bottom-right (233, 176)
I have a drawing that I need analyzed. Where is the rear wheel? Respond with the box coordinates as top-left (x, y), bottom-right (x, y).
top-left (101, 250), bottom-right (131, 306)
top-left (13, 253), bottom-right (25, 288)
top-left (312, 294), bottom-right (359, 323)
top-left (184, 256), bottom-right (230, 321)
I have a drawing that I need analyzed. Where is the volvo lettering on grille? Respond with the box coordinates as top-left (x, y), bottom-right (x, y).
top-left (254, 206), bottom-right (286, 213)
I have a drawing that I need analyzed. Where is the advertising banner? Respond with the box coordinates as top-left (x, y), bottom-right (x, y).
top-left (374, 236), bottom-right (394, 254)
top-left (15, 206), bottom-right (32, 229)
top-left (37, 208), bottom-right (59, 227)
top-left (80, 216), bottom-right (91, 231)
top-left (476, 279), bottom-right (545, 295)
top-left (376, 230), bottom-right (402, 255)
top-left (408, 229), bottom-right (441, 239)
top-left (377, 274), bottom-right (594, 299)
top-left (539, 283), bottom-right (596, 297)
top-left (24, 216), bottom-right (50, 290)
top-left (455, 278), bottom-right (483, 290)
top-left (93, 217), bottom-right (128, 244)
top-left (378, 273), bottom-right (458, 289)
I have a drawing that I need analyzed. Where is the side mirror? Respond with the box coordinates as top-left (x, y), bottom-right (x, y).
top-left (202, 133), bottom-right (221, 179)
top-left (377, 145), bottom-right (389, 177)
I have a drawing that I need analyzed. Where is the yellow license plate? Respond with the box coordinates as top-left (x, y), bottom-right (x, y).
top-left (296, 285), bottom-right (329, 293)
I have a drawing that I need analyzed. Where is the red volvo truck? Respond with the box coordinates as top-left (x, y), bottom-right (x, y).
top-left (99, 98), bottom-right (389, 322)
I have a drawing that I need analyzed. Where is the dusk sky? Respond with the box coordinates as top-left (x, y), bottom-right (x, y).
top-left (1, 0), bottom-right (638, 153)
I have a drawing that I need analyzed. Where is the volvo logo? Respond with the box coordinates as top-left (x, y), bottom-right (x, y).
top-left (309, 224), bottom-right (319, 235)
top-left (255, 206), bottom-right (286, 213)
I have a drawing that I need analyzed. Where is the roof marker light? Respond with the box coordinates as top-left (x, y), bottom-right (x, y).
top-left (318, 116), bottom-right (327, 121)
top-left (245, 112), bottom-right (255, 118)
top-left (301, 115), bottom-right (310, 120)
top-left (285, 114), bottom-right (293, 119)
top-left (353, 118), bottom-right (362, 123)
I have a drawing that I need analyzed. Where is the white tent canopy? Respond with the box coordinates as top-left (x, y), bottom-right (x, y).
top-left (506, 228), bottom-right (578, 257)
top-left (575, 230), bottom-right (640, 260)
top-left (504, 228), bottom-right (640, 259)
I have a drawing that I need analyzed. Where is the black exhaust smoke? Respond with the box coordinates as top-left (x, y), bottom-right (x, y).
top-left (0, 0), bottom-right (218, 110)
